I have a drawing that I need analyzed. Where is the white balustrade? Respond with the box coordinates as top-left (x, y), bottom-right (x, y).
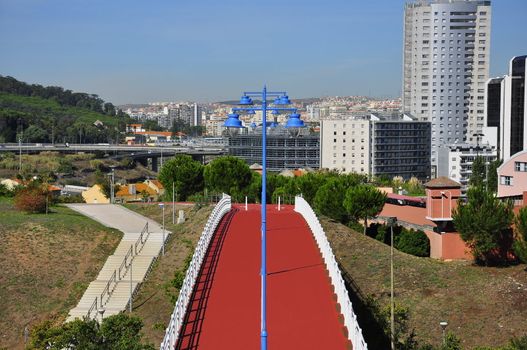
top-left (160, 194), bottom-right (232, 350)
top-left (294, 196), bottom-right (368, 350)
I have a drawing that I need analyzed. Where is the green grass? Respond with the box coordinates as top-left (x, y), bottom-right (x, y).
top-left (322, 217), bottom-right (527, 349)
top-left (0, 197), bottom-right (122, 349)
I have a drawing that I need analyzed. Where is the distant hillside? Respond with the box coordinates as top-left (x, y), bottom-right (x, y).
top-left (0, 75), bottom-right (132, 143)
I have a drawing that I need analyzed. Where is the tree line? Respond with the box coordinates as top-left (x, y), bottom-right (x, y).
top-left (0, 75), bottom-right (122, 115)
top-left (0, 76), bottom-right (132, 143)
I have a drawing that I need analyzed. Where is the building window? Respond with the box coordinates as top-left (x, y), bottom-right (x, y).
top-left (515, 162), bottom-right (527, 172)
top-left (500, 176), bottom-right (513, 186)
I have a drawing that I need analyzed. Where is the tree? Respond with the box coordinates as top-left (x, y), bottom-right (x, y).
top-left (204, 156), bottom-right (252, 198)
top-left (439, 332), bottom-right (463, 350)
top-left (486, 159), bottom-right (502, 193)
top-left (470, 155), bottom-right (486, 188)
top-left (396, 229), bottom-right (430, 257)
top-left (14, 186), bottom-right (47, 213)
top-left (28, 314), bottom-right (155, 350)
top-left (24, 125), bottom-right (48, 142)
top-left (513, 206), bottom-right (527, 263)
top-left (313, 177), bottom-right (349, 223)
top-left (344, 185), bottom-right (387, 234)
top-left (158, 155), bottom-right (204, 201)
top-left (453, 186), bottom-right (513, 264)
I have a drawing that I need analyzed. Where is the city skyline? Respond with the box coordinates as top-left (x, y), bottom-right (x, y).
top-left (1, 0), bottom-right (526, 105)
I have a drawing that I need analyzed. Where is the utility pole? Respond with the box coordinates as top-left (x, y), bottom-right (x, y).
top-left (388, 216), bottom-right (397, 350)
top-left (19, 137), bottom-right (22, 174)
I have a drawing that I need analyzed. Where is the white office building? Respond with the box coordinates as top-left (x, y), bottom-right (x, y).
top-left (402, 0), bottom-right (491, 172)
top-left (320, 114), bottom-right (431, 179)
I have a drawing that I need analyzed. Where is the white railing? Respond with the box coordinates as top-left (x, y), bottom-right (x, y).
top-left (294, 196), bottom-right (368, 350)
top-left (160, 194), bottom-right (232, 350)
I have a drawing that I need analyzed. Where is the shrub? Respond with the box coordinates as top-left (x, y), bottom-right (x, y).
top-left (14, 186), bottom-right (47, 213)
top-left (396, 229), bottom-right (430, 257)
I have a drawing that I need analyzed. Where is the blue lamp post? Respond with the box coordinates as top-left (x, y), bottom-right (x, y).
top-left (224, 86), bottom-right (304, 350)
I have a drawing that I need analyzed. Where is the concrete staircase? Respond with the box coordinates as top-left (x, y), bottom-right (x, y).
top-left (65, 204), bottom-right (169, 322)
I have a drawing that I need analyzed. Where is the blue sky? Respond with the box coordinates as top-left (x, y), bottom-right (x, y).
top-left (1, 0), bottom-right (526, 104)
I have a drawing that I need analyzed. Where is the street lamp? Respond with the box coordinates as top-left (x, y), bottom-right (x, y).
top-left (440, 321), bottom-right (448, 345)
top-left (158, 202), bottom-right (165, 256)
top-left (386, 216), bottom-right (398, 350)
top-left (224, 87), bottom-right (304, 350)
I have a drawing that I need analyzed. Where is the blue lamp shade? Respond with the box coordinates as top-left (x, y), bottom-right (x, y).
top-left (224, 113), bottom-right (243, 128)
top-left (285, 113), bottom-right (305, 128)
top-left (250, 122), bottom-right (257, 128)
top-left (271, 109), bottom-right (279, 115)
top-left (239, 95), bottom-right (253, 105)
top-left (275, 95), bottom-right (291, 105)
top-left (247, 109), bottom-right (256, 115)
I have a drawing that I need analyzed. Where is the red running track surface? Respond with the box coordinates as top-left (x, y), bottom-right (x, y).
top-left (176, 204), bottom-right (350, 350)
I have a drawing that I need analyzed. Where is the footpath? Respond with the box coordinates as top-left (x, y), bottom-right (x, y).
top-left (65, 204), bottom-right (169, 322)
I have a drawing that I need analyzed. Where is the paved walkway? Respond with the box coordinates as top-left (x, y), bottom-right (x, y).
top-left (66, 204), bottom-right (169, 322)
top-left (176, 204), bottom-right (349, 350)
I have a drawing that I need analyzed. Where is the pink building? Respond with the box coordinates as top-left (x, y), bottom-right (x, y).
top-left (376, 177), bottom-right (472, 260)
top-left (497, 150), bottom-right (527, 202)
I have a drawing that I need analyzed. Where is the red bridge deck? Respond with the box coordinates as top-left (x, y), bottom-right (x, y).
top-left (176, 204), bottom-right (349, 350)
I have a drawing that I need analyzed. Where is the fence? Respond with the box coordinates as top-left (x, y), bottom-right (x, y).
top-left (294, 196), bottom-right (368, 350)
top-left (160, 194), bottom-right (232, 350)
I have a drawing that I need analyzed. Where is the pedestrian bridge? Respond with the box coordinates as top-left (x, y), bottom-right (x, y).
top-left (160, 195), bottom-right (367, 350)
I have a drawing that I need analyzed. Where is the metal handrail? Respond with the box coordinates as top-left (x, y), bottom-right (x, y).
top-left (86, 297), bottom-right (98, 320)
top-left (294, 196), bottom-right (368, 350)
top-left (135, 222), bottom-right (150, 255)
top-left (160, 194), bottom-right (231, 350)
top-left (118, 245), bottom-right (134, 280)
top-left (100, 270), bottom-right (117, 307)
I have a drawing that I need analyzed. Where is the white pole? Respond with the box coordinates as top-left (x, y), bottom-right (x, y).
top-left (162, 205), bottom-right (165, 256)
top-left (245, 196), bottom-right (248, 211)
top-left (172, 181), bottom-right (175, 224)
top-left (278, 196), bottom-right (281, 211)
top-left (129, 247), bottom-right (133, 313)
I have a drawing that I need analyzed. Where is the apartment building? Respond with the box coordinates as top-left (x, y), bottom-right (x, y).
top-left (320, 114), bottom-right (431, 180)
top-left (403, 0), bottom-right (491, 171)
top-left (484, 55), bottom-right (527, 161)
top-left (437, 143), bottom-right (496, 194)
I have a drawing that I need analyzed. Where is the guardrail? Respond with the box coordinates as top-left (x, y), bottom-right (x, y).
top-left (160, 194), bottom-right (232, 350)
top-left (294, 196), bottom-right (368, 350)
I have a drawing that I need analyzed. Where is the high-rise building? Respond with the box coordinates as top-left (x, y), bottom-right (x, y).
top-left (320, 114), bottom-right (431, 180)
top-left (402, 0), bottom-right (491, 171)
top-left (484, 55), bottom-right (527, 160)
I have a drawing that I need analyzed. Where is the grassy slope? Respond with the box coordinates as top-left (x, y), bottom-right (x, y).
top-left (124, 203), bottom-right (213, 346)
top-left (0, 92), bottom-right (118, 126)
top-left (0, 198), bottom-right (122, 350)
top-left (321, 217), bottom-right (527, 349)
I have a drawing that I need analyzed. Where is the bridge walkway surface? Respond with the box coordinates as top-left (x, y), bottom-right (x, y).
top-left (176, 204), bottom-right (350, 350)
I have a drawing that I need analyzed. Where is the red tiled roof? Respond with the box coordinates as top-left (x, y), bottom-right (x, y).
top-left (425, 176), bottom-right (461, 188)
